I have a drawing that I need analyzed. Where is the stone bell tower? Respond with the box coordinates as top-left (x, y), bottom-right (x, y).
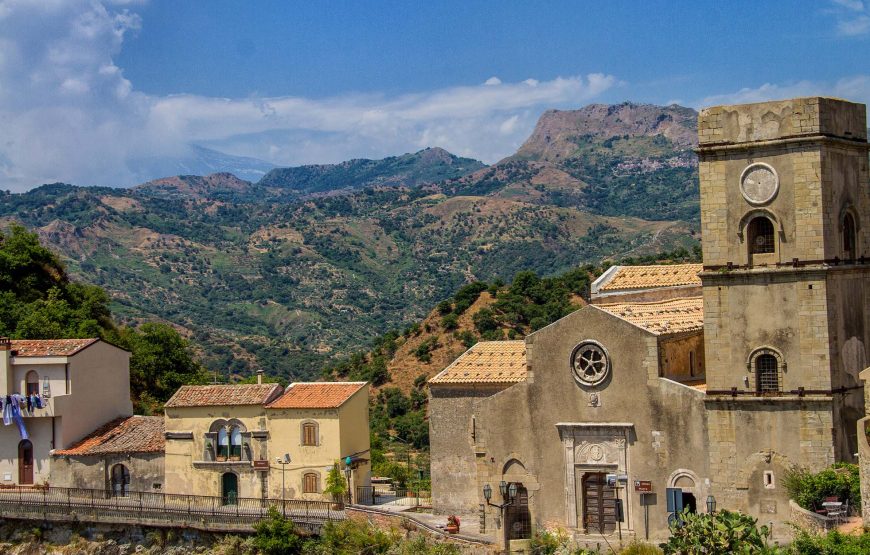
top-left (696, 98), bottom-right (870, 514)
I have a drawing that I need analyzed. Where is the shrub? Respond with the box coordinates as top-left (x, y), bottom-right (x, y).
top-left (783, 463), bottom-right (860, 514)
top-left (323, 461), bottom-right (348, 498)
top-left (659, 509), bottom-right (772, 554)
top-left (252, 507), bottom-right (303, 555)
top-left (440, 313), bottom-right (459, 330)
top-left (619, 541), bottom-right (663, 555)
top-left (789, 528), bottom-right (870, 554)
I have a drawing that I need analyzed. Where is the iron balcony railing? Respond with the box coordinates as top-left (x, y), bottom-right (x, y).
top-left (0, 486), bottom-right (344, 533)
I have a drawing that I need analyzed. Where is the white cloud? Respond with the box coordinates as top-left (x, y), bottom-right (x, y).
top-left (0, 1), bottom-right (617, 191)
top-left (697, 76), bottom-right (870, 108)
top-left (829, 0), bottom-right (870, 36)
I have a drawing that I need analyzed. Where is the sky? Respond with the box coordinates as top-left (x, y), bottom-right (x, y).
top-left (1, 0), bottom-right (869, 191)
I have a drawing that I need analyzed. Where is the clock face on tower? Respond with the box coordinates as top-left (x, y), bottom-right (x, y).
top-left (740, 163), bottom-right (779, 205)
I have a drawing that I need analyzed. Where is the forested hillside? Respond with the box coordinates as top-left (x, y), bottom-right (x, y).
top-left (0, 103), bottom-right (702, 382)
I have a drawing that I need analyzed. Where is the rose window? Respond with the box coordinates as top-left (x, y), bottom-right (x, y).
top-left (571, 341), bottom-right (610, 387)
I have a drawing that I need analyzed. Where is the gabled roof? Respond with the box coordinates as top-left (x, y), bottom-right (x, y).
top-left (266, 382), bottom-right (367, 409)
top-left (9, 338), bottom-right (100, 357)
top-left (164, 383), bottom-right (283, 408)
top-left (54, 416), bottom-right (164, 456)
top-left (429, 341), bottom-right (527, 385)
top-left (596, 263), bottom-right (702, 292)
top-left (595, 297), bottom-right (704, 336)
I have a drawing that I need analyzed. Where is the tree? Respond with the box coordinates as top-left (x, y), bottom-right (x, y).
top-left (324, 461), bottom-right (348, 501)
top-left (252, 506), bottom-right (302, 555)
top-left (108, 323), bottom-right (208, 411)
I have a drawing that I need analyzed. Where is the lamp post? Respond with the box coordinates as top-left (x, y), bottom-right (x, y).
top-left (483, 481), bottom-right (517, 554)
top-left (344, 456), bottom-right (353, 505)
top-left (276, 453), bottom-right (290, 517)
top-left (706, 494), bottom-right (716, 514)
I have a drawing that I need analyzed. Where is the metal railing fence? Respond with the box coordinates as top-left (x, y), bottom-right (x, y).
top-left (0, 486), bottom-right (344, 533)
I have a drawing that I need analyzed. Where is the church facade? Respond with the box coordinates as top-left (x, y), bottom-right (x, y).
top-left (428, 97), bottom-right (869, 548)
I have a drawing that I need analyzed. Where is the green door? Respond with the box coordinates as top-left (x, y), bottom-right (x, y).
top-left (222, 472), bottom-right (238, 505)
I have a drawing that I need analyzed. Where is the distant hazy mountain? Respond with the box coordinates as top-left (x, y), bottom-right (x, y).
top-left (258, 147), bottom-right (486, 196)
top-left (128, 145), bottom-right (275, 184)
top-left (0, 103), bottom-right (701, 381)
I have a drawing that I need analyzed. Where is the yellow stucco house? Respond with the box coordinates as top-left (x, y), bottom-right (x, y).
top-left (163, 380), bottom-right (370, 504)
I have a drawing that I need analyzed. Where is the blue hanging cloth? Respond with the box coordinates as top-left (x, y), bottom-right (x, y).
top-left (10, 394), bottom-right (27, 440)
top-left (2, 396), bottom-right (11, 426)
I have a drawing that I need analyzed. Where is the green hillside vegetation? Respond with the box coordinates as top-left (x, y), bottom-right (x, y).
top-left (0, 225), bottom-right (206, 413)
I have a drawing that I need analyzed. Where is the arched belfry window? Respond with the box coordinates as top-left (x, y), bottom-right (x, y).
top-left (230, 425), bottom-right (242, 458)
top-left (748, 217), bottom-right (776, 254)
top-left (843, 212), bottom-right (857, 260)
top-left (218, 427), bottom-right (229, 459)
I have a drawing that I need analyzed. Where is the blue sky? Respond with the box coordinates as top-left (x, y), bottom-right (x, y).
top-left (1, 0), bottom-right (869, 191)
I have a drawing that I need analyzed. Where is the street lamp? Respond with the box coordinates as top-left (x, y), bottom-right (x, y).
top-left (483, 481), bottom-right (518, 554)
top-left (276, 453), bottom-right (290, 516)
top-left (706, 495), bottom-right (716, 514)
top-left (344, 456), bottom-right (353, 505)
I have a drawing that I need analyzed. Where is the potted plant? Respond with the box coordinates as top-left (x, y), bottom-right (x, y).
top-left (324, 461), bottom-right (348, 509)
top-left (445, 515), bottom-right (460, 534)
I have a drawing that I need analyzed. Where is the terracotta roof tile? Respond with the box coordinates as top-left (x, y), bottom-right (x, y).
top-left (266, 382), bottom-right (367, 409)
top-left (429, 341), bottom-right (527, 385)
top-left (599, 264), bottom-right (702, 291)
top-left (595, 297), bottom-right (704, 336)
top-left (54, 416), bottom-right (164, 456)
top-left (164, 383), bottom-right (283, 408)
top-left (9, 338), bottom-right (100, 357)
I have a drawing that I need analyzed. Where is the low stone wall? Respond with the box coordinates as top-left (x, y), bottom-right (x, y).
top-left (789, 499), bottom-right (834, 534)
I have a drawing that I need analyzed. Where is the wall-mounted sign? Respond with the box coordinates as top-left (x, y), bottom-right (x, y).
top-left (634, 480), bottom-right (653, 492)
top-left (253, 460), bottom-right (270, 471)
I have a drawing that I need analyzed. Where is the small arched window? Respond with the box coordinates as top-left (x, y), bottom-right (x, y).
top-left (302, 422), bottom-right (318, 446)
top-left (756, 354), bottom-right (780, 393)
top-left (843, 213), bottom-right (857, 260)
top-left (748, 217), bottom-right (775, 254)
top-left (303, 472), bottom-right (319, 494)
top-left (25, 371), bottom-right (39, 396)
top-left (230, 426), bottom-right (242, 458)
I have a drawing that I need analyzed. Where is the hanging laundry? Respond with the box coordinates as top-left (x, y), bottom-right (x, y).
top-left (33, 395), bottom-right (43, 410)
top-left (10, 394), bottom-right (27, 440)
top-left (3, 396), bottom-right (11, 426)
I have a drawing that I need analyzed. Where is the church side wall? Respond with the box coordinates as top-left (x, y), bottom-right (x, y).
top-left (429, 384), bottom-right (511, 515)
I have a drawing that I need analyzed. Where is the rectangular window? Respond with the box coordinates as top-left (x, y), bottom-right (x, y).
top-left (302, 424), bottom-right (317, 446)
top-left (303, 473), bottom-right (318, 493)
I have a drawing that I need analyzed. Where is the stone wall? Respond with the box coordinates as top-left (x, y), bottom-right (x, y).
top-left (50, 453), bottom-right (164, 493)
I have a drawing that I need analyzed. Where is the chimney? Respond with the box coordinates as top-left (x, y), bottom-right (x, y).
top-left (0, 338), bottom-right (11, 395)
top-left (256, 369), bottom-right (264, 385)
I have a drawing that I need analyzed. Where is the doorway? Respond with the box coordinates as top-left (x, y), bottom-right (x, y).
top-left (111, 464), bottom-right (130, 497)
top-left (505, 483), bottom-right (532, 540)
top-left (581, 472), bottom-right (616, 534)
top-left (221, 472), bottom-right (239, 505)
top-left (18, 440), bottom-right (33, 485)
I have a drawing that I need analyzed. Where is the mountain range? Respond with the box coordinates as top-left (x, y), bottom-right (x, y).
top-left (0, 102), bottom-right (702, 380)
